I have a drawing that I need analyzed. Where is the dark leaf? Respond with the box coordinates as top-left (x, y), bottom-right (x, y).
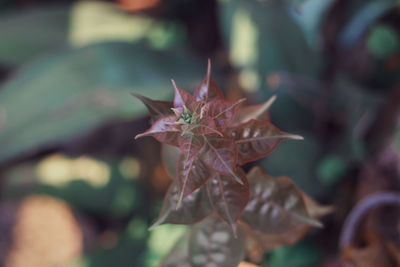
top-left (172, 79), bottom-right (196, 109)
top-left (242, 220), bottom-right (312, 254)
top-left (241, 167), bottom-right (322, 234)
top-left (207, 169), bottom-right (250, 233)
top-left (189, 216), bottom-right (246, 267)
top-left (194, 59), bottom-right (224, 103)
top-left (0, 42), bottom-right (203, 164)
top-left (201, 98), bottom-right (246, 130)
top-left (0, 6), bottom-right (69, 65)
top-left (130, 93), bottom-right (173, 122)
top-left (176, 153), bottom-right (210, 208)
top-left (135, 115), bottom-right (180, 146)
top-left (149, 182), bottom-right (212, 229)
top-left (229, 120), bottom-right (303, 165)
top-left (202, 136), bottom-right (242, 184)
top-left (232, 95), bottom-right (276, 126)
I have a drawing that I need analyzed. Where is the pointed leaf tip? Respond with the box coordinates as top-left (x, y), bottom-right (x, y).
top-left (286, 134), bottom-right (304, 140)
top-left (150, 183), bottom-right (212, 228)
top-left (130, 92), bottom-right (174, 121)
top-left (242, 167), bottom-right (325, 234)
top-left (194, 60), bottom-right (224, 102)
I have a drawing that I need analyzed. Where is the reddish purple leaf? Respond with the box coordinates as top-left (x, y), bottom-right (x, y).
top-left (189, 216), bottom-right (246, 267)
top-left (130, 93), bottom-right (173, 122)
top-left (229, 120), bottom-right (303, 165)
top-left (194, 60), bottom-right (224, 103)
top-left (172, 79), bottom-right (196, 109)
top-left (201, 98), bottom-right (246, 130)
top-left (176, 153), bottom-right (210, 208)
top-left (201, 136), bottom-right (241, 184)
top-left (206, 168), bottom-right (250, 233)
top-left (190, 117), bottom-right (221, 136)
top-left (241, 221), bottom-right (311, 255)
top-left (241, 167), bottom-right (322, 234)
top-left (135, 115), bottom-right (180, 146)
top-left (176, 134), bottom-right (207, 206)
top-left (232, 95), bottom-right (276, 126)
top-left (178, 134), bottom-right (204, 156)
top-left (149, 182), bottom-right (212, 229)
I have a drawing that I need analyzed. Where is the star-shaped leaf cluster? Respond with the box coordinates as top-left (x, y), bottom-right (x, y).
top-left (133, 61), bottom-right (303, 233)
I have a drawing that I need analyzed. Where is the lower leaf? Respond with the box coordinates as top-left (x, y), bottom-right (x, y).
top-left (241, 167), bottom-right (322, 234)
top-left (177, 153), bottom-right (210, 208)
top-left (149, 182), bottom-right (212, 229)
top-left (207, 169), bottom-right (250, 234)
top-left (161, 232), bottom-right (191, 267)
top-left (202, 136), bottom-right (242, 184)
top-left (189, 216), bottom-right (246, 267)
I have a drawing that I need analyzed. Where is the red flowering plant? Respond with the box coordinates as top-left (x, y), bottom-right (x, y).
top-left (133, 61), bottom-right (331, 266)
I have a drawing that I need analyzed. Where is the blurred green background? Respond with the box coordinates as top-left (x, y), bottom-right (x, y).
top-left (0, 0), bottom-right (400, 266)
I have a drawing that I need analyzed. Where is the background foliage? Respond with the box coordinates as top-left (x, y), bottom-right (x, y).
top-left (0, 0), bottom-right (400, 266)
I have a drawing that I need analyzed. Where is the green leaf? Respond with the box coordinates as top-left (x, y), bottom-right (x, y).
top-left (219, 0), bottom-right (319, 93)
top-left (0, 42), bottom-right (203, 164)
top-left (267, 240), bottom-right (321, 267)
top-left (338, 0), bottom-right (398, 49)
top-left (160, 232), bottom-right (191, 267)
top-left (242, 167), bottom-right (322, 234)
top-left (316, 155), bottom-right (347, 186)
top-left (367, 24), bottom-right (400, 59)
top-left (189, 216), bottom-right (246, 267)
top-left (0, 6), bottom-right (70, 65)
top-left (146, 225), bottom-right (189, 267)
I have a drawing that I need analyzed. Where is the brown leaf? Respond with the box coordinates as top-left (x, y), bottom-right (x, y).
top-left (241, 220), bottom-right (311, 258)
top-left (229, 120), bottom-right (303, 165)
top-left (238, 262), bottom-right (262, 267)
top-left (130, 93), bottom-right (173, 122)
top-left (302, 192), bottom-right (334, 219)
top-left (341, 231), bottom-right (400, 267)
top-left (194, 59), bottom-right (224, 103)
top-left (149, 182), bottom-right (212, 229)
top-left (241, 166), bottom-right (322, 234)
top-left (202, 136), bottom-right (242, 184)
top-left (177, 153), bottom-right (210, 207)
top-left (207, 169), bottom-right (250, 233)
top-left (232, 95), bottom-right (276, 126)
top-left (189, 216), bottom-right (246, 267)
top-left (135, 115), bottom-right (180, 146)
top-left (201, 98), bottom-right (246, 131)
top-left (172, 79), bottom-right (196, 110)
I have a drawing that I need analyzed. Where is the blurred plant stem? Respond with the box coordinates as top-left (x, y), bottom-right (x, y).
top-left (364, 81), bottom-right (400, 153)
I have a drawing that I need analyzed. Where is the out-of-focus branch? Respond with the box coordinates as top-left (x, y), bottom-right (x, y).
top-left (339, 191), bottom-right (400, 249)
top-left (364, 82), bottom-right (400, 154)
